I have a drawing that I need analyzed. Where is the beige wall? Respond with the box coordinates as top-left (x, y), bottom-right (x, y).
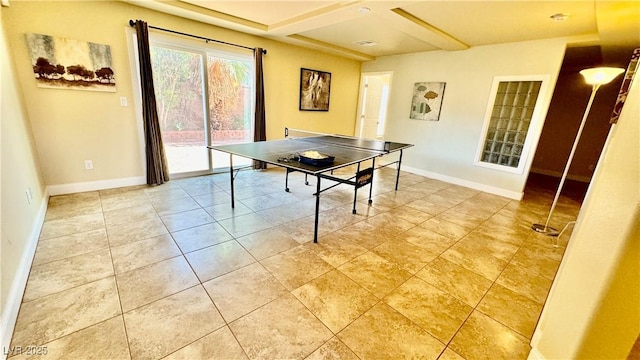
top-left (530, 68), bottom-right (640, 359)
top-left (0, 3), bottom-right (47, 349)
top-left (3, 1), bottom-right (361, 188)
top-left (362, 39), bottom-right (567, 199)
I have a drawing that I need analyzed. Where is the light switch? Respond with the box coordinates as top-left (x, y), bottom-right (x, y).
top-left (120, 96), bottom-right (128, 107)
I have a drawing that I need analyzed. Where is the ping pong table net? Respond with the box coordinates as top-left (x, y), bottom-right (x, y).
top-left (284, 127), bottom-right (392, 153)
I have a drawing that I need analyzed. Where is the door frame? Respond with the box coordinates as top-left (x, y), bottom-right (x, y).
top-left (355, 71), bottom-right (393, 139)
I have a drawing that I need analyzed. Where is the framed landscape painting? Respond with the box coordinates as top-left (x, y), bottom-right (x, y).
top-left (26, 33), bottom-right (116, 92)
top-left (300, 68), bottom-right (331, 111)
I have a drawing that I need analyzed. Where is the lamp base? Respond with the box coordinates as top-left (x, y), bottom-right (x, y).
top-left (532, 223), bottom-right (559, 236)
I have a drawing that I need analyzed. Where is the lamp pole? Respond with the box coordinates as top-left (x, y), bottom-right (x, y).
top-left (532, 84), bottom-right (599, 235)
top-left (532, 67), bottom-right (624, 237)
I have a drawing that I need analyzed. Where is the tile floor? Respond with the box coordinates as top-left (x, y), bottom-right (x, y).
top-left (9, 166), bottom-right (581, 359)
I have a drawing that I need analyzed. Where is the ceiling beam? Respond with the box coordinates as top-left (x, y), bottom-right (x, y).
top-left (379, 8), bottom-right (469, 51)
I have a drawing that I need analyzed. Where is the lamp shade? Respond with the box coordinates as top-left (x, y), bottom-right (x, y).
top-left (580, 67), bottom-right (624, 85)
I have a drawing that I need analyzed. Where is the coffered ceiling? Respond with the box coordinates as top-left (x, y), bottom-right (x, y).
top-left (126, 1), bottom-right (640, 62)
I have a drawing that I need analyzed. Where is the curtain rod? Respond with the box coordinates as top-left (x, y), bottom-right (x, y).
top-left (128, 20), bottom-right (267, 55)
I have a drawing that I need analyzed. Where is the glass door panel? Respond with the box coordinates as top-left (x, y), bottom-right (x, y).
top-left (150, 45), bottom-right (209, 175)
top-left (206, 55), bottom-right (253, 169)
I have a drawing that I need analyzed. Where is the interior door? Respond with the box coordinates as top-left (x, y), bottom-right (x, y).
top-left (357, 72), bottom-right (391, 140)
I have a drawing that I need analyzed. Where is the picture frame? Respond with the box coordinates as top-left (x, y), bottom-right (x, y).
top-left (299, 68), bottom-right (331, 111)
top-left (26, 33), bottom-right (116, 92)
top-left (410, 82), bottom-right (445, 121)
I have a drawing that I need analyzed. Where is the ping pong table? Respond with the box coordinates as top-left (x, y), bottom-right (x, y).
top-left (208, 128), bottom-right (413, 243)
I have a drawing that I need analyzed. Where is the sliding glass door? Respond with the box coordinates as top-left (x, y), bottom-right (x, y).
top-left (149, 40), bottom-right (253, 176)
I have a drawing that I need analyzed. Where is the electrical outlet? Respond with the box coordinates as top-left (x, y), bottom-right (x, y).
top-left (84, 160), bottom-right (94, 170)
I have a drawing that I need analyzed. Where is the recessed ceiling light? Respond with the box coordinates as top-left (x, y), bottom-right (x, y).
top-left (354, 40), bottom-right (378, 47)
top-left (358, 7), bottom-right (371, 14)
top-left (550, 13), bottom-right (569, 21)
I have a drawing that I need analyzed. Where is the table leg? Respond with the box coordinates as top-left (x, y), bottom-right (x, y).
top-left (314, 175), bottom-right (321, 243)
top-left (352, 162), bottom-right (360, 214)
top-left (229, 154), bottom-right (235, 208)
top-left (395, 149), bottom-right (403, 191)
top-left (368, 157), bottom-right (375, 205)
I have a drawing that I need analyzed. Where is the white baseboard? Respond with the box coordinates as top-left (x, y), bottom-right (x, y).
top-left (1, 193), bottom-right (48, 359)
top-left (47, 176), bottom-right (146, 196)
top-left (400, 165), bottom-right (524, 200)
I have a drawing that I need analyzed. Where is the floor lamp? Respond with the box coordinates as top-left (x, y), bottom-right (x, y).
top-left (532, 66), bottom-right (625, 237)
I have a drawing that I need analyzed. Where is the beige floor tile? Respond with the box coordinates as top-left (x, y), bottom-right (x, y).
top-left (32, 229), bottom-right (109, 266)
top-left (436, 186), bottom-right (480, 203)
top-left (416, 257), bottom-right (493, 307)
top-left (44, 193), bottom-right (102, 221)
top-left (191, 191), bottom-right (232, 208)
top-left (456, 232), bottom-right (519, 261)
top-left (477, 283), bottom-right (544, 339)
top-left (260, 245), bottom-right (333, 290)
top-left (103, 203), bottom-right (158, 227)
top-left (145, 187), bottom-right (190, 203)
top-left (495, 264), bottom-right (554, 304)
top-left (151, 196), bottom-right (201, 217)
top-left (338, 302), bottom-right (445, 359)
top-left (398, 226), bottom-right (459, 255)
top-left (384, 277), bottom-right (473, 343)
top-left (124, 286), bottom-right (224, 360)
top-left (23, 249), bottom-right (114, 301)
top-left (117, 256), bottom-right (199, 312)
top-left (160, 208), bottom-right (214, 232)
top-left (419, 216), bottom-right (473, 240)
top-left (338, 251), bottom-right (412, 299)
top-left (371, 239), bottom-right (438, 273)
top-left (406, 198), bottom-right (452, 216)
top-left (11, 278), bottom-right (121, 348)
top-left (292, 269), bottom-right (378, 333)
top-left (256, 198), bottom-right (317, 225)
top-left (185, 240), bottom-right (256, 282)
top-left (39, 213), bottom-right (105, 240)
top-left (170, 222), bottom-right (234, 254)
top-left (305, 337), bottom-right (359, 360)
top-left (236, 227), bottom-right (300, 260)
top-left (203, 262), bottom-right (287, 322)
top-left (229, 293), bottom-right (332, 359)
top-left (304, 231), bottom-right (368, 267)
top-left (449, 311), bottom-right (531, 360)
top-left (163, 326), bottom-right (247, 360)
top-left (439, 348), bottom-right (466, 360)
top-left (440, 240), bottom-right (508, 281)
top-left (436, 209), bottom-right (487, 229)
top-left (217, 213), bottom-right (273, 238)
top-left (203, 201), bottom-right (253, 221)
top-left (363, 212), bottom-right (416, 235)
top-left (317, 205), bottom-right (366, 233)
top-left (10, 316), bottom-right (129, 360)
top-left (510, 246), bottom-right (562, 281)
top-left (111, 234), bottom-right (181, 274)
top-left (106, 217), bottom-right (168, 247)
top-left (101, 192), bottom-right (150, 212)
top-left (330, 221), bottom-right (396, 249)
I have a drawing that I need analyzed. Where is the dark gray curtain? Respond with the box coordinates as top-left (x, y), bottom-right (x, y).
top-left (133, 20), bottom-right (170, 185)
top-left (253, 48), bottom-right (267, 170)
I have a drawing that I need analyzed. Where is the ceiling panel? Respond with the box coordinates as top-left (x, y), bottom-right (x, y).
top-left (183, 1), bottom-right (334, 25)
top-left (297, 14), bottom-right (440, 57)
top-left (400, 1), bottom-right (598, 46)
